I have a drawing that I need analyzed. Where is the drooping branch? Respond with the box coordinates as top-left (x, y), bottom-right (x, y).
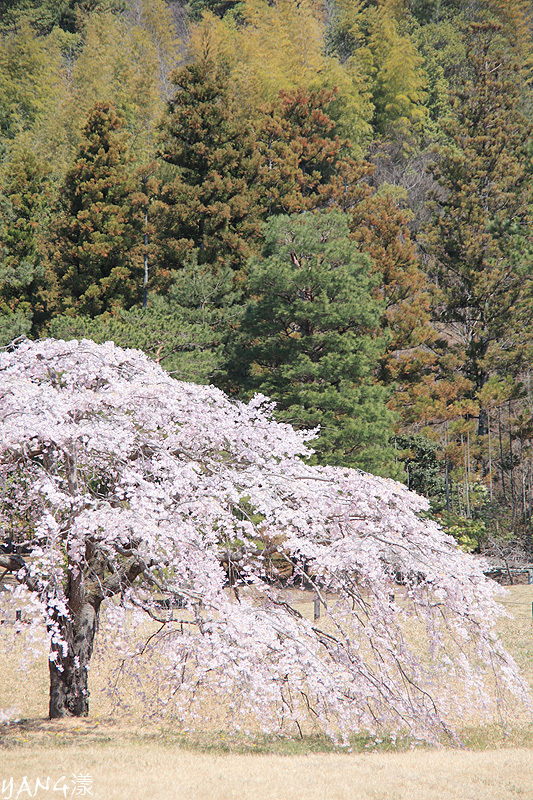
top-left (0, 337), bottom-right (530, 738)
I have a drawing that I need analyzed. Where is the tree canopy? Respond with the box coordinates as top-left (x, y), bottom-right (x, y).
top-left (221, 211), bottom-right (396, 476)
top-left (51, 102), bottom-right (143, 317)
top-left (0, 338), bottom-right (529, 740)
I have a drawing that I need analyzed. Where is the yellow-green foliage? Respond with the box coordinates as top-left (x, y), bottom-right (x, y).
top-left (0, 0), bottom-right (181, 175)
top-left (70, 1), bottom-right (180, 161)
top-left (331, 0), bottom-right (428, 138)
top-left (187, 1), bottom-right (373, 149)
top-left (0, 20), bottom-right (62, 141)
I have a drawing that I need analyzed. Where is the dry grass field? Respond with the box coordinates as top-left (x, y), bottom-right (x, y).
top-left (1, 585), bottom-right (533, 800)
top-left (2, 741), bottom-right (533, 800)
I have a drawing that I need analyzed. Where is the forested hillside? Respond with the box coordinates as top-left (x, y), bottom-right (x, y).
top-left (1, 0), bottom-right (533, 557)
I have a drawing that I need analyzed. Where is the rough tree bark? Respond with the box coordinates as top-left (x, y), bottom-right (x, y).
top-left (1, 550), bottom-right (145, 719)
top-left (48, 599), bottom-right (100, 718)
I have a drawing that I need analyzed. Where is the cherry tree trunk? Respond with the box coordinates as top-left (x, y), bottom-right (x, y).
top-left (48, 601), bottom-right (99, 719)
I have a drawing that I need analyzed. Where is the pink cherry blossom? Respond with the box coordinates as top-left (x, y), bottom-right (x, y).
top-left (0, 338), bottom-right (529, 741)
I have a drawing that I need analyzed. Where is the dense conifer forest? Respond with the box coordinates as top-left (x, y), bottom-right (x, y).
top-left (1, 0), bottom-right (533, 558)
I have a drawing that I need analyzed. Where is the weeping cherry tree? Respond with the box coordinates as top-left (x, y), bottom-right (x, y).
top-left (0, 338), bottom-right (529, 741)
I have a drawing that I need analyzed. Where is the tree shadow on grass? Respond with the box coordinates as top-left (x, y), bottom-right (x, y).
top-left (1, 718), bottom-right (532, 755)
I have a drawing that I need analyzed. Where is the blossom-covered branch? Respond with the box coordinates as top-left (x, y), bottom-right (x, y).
top-left (0, 338), bottom-right (529, 741)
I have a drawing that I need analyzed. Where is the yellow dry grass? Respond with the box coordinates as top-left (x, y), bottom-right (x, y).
top-left (1, 585), bottom-right (533, 799)
top-left (0, 743), bottom-right (532, 800)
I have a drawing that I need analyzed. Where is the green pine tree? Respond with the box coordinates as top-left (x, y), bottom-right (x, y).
top-left (157, 53), bottom-right (262, 277)
top-left (51, 102), bottom-right (143, 317)
top-left (220, 210), bottom-right (399, 476)
top-left (0, 145), bottom-right (50, 338)
top-left (50, 252), bottom-right (238, 384)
